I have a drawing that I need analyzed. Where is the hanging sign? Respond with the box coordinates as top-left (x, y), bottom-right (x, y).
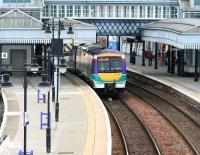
top-left (1, 52), bottom-right (7, 59)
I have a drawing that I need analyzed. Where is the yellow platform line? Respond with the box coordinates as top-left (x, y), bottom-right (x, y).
top-left (64, 75), bottom-right (95, 155)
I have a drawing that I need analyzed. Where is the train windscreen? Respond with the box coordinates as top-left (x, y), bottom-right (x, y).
top-left (97, 57), bottom-right (122, 73)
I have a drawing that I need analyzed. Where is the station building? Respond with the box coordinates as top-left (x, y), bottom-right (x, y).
top-left (0, 0), bottom-right (97, 72)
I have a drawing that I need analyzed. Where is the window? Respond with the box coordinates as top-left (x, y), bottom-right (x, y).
top-left (115, 6), bottom-right (121, 18)
top-left (59, 5), bottom-right (65, 17)
top-left (74, 5), bottom-right (81, 17)
top-left (108, 6), bottom-right (113, 18)
top-left (131, 6), bottom-right (136, 18)
top-left (83, 5), bottom-right (89, 17)
top-left (139, 6), bottom-right (145, 18)
top-left (50, 5), bottom-right (57, 17)
top-left (43, 5), bottom-right (49, 17)
top-left (155, 6), bottom-right (158, 18)
top-left (66, 5), bottom-right (73, 17)
top-left (194, 0), bottom-right (200, 6)
top-left (100, 6), bottom-right (105, 18)
top-left (123, 6), bottom-right (129, 18)
top-left (155, 6), bottom-right (161, 18)
top-left (91, 5), bottom-right (96, 17)
top-left (185, 12), bottom-right (200, 18)
top-left (27, 11), bottom-right (40, 19)
top-left (171, 6), bottom-right (178, 18)
top-left (163, 6), bottom-right (170, 18)
top-left (147, 6), bottom-right (153, 18)
top-left (3, 0), bottom-right (31, 3)
top-left (98, 57), bottom-right (122, 73)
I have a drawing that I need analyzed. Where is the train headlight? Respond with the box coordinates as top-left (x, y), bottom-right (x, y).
top-left (59, 66), bottom-right (67, 73)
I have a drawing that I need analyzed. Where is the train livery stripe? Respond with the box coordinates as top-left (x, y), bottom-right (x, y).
top-left (98, 53), bottom-right (121, 57)
top-left (92, 74), bottom-right (126, 82)
top-left (98, 73), bottom-right (122, 81)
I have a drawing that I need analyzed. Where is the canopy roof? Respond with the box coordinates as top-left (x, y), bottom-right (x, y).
top-left (0, 9), bottom-right (42, 28)
top-left (45, 0), bottom-right (178, 4)
top-left (0, 9), bottom-right (96, 44)
top-left (141, 19), bottom-right (200, 49)
top-left (142, 19), bottom-right (200, 34)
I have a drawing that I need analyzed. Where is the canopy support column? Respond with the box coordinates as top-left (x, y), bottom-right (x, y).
top-left (154, 42), bottom-right (158, 69)
top-left (167, 45), bottom-right (171, 73)
top-left (142, 41), bottom-right (145, 66)
top-left (194, 49), bottom-right (199, 82)
top-left (171, 49), bottom-right (175, 74)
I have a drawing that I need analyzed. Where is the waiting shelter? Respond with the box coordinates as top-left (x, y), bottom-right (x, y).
top-left (141, 19), bottom-right (200, 81)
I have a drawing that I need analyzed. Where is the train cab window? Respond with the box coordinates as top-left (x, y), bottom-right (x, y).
top-left (97, 57), bottom-right (122, 73)
top-left (110, 57), bottom-right (122, 71)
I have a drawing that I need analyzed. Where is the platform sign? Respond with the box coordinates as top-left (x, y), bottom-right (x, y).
top-left (1, 52), bottom-right (7, 59)
top-left (51, 38), bottom-right (63, 56)
top-left (23, 112), bottom-right (30, 126)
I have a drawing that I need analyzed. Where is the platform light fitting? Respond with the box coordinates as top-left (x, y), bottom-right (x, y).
top-left (31, 58), bottom-right (39, 72)
top-left (45, 24), bottom-right (51, 33)
top-left (1, 74), bottom-right (12, 87)
top-left (38, 74), bottom-right (51, 94)
top-left (67, 25), bottom-right (74, 35)
top-left (58, 58), bottom-right (67, 73)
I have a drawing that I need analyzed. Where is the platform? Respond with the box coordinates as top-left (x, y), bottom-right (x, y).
top-left (126, 55), bottom-right (200, 104)
top-left (0, 73), bottom-right (111, 155)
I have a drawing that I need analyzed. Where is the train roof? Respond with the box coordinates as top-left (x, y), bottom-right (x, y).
top-left (78, 43), bottom-right (121, 55)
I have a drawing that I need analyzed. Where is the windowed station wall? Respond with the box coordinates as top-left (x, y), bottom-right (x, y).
top-left (42, 4), bottom-right (179, 19)
top-left (3, 0), bottom-right (31, 3)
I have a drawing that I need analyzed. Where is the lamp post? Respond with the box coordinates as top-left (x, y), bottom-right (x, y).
top-left (55, 67), bottom-right (59, 122)
top-left (31, 55), bottom-right (52, 153)
top-left (52, 18), bottom-right (55, 103)
top-left (1, 61), bottom-right (39, 154)
top-left (43, 18), bottom-right (64, 122)
top-left (42, 18), bottom-right (64, 102)
top-left (38, 74), bottom-right (51, 153)
top-left (55, 23), bottom-right (74, 122)
top-left (22, 63), bottom-right (40, 155)
top-left (47, 91), bottom-right (51, 152)
top-left (1, 60), bottom-right (52, 155)
top-left (42, 18), bottom-right (56, 103)
top-left (42, 18), bottom-right (73, 122)
top-left (55, 57), bottom-right (66, 122)
top-left (23, 64), bottom-right (28, 155)
top-left (23, 63), bottom-right (40, 154)
top-left (67, 25), bottom-right (75, 70)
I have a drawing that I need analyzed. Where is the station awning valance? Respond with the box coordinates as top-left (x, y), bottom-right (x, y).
top-left (141, 19), bottom-right (200, 50)
top-left (0, 39), bottom-right (51, 44)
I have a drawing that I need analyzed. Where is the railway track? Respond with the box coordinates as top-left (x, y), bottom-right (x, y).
top-left (126, 80), bottom-right (200, 154)
top-left (102, 97), bottom-right (161, 155)
top-left (106, 108), bottom-right (128, 155)
top-left (127, 70), bottom-right (200, 125)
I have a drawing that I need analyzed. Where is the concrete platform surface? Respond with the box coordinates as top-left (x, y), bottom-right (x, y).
top-left (126, 55), bottom-right (200, 104)
top-left (0, 72), bottom-right (111, 155)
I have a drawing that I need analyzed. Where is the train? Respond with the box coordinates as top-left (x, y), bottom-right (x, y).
top-left (68, 43), bottom-right (127, 91)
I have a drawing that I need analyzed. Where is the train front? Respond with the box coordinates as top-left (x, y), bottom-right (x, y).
top-left (92, 52), bottom-right (127, 91)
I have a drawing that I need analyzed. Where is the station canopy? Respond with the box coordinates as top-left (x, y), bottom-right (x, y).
top-left (0, 9), bottom-right (96, 44)
top-left (141, 19), bottom-right (200, 49)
